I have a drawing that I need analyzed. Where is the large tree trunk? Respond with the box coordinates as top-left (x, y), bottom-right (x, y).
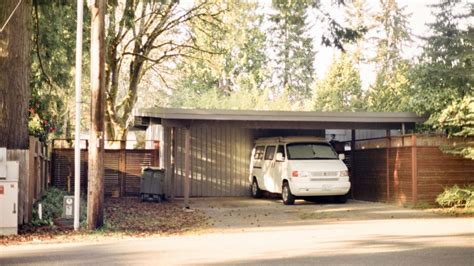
top-left (87, 0), bottom-right (106, 230)
top-left (0, 0), bottom-right (31, 149)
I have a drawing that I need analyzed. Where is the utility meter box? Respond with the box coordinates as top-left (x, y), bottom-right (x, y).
top-left (0, 148), bottom-right (20, 236)
top-left (62, 196), bottom-right (74, 219)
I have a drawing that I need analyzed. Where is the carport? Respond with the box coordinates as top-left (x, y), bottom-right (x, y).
top-left (133, 108), bottom-right (426, 206)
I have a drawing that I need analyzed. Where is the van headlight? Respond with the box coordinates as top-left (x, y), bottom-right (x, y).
top-left (339, 170), bottom-right (349, 177)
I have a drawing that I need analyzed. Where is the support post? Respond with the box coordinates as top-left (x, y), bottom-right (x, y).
top-left (183, 127), bottom-right (191, 209)
top-left (74, 0), bottom-right (84, 231)
top-left (163, 126), bottom-right (170, 197)
top-left (350, 130), bottom-right (355, 199)
top-left (171, 127), bottom-right (177, 200)
top-left (87, 0), bottom-right (106, 229)
top-left (386, 130), bottom-right (391, 203)
top-left (411, 135), bottom-right (418, 205)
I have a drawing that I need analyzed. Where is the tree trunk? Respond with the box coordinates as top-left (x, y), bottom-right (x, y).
top-left (0, 0), bottom-right (31, 149)
top-left (87, 0), bottom-right (106, 230)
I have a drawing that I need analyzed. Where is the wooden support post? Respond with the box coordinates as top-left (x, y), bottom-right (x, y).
top-left (411, 135), bottom-right (418, 205)
top-left (183, 127), bottom-right (191, 208)
top-left (171, 127), bottom-right (177, 200)
top-left (386, 130), bottom-right (391, 203)
top-left (350, 130), bottom-right (356, 199)
top-left (163, 127), bottom-right (170, 197)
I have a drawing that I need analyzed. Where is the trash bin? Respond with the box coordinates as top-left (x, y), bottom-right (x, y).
top-left (140, 168), bottom-right (165, 202)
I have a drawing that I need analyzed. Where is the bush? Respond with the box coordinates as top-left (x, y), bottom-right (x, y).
top-left (436, 184), bottom-right (474, 209)
top-left (31, 187), bottom-right (87, 227)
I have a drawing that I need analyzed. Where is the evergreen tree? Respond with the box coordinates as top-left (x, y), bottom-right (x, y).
top-left (410, 0), bottom-right (473, 117)
top-left (368, 0), bottom-right (412, 111)
top-left (344, 0), bottom-right (373, 67)
top-left (410, 0), bottom-right (473, 159)
top-left (313, 54), bottom-right (364, 112)
top-left (268, 0), bottom-right (315, 106)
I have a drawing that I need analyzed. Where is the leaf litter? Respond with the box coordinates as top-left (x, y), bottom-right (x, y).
top-left (1, 197), bottom-right (209, 246)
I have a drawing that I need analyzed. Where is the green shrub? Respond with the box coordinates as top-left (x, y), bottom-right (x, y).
top-left (436, 184), bottom-right (474, 209)
top-left (31, 187), bottom-right (87, 227)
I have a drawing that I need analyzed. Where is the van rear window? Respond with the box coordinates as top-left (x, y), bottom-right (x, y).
top-left (286, 142), bottom-right (338, 160)
top-left (254, 146), bottom-right (265, 160)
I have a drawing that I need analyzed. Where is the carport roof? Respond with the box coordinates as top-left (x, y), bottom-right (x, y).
top-left (133, 108), bottom-right (427, 130)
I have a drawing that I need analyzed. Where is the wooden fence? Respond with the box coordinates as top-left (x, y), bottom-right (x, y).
top-left (5, 137), bottom-right (50, 224)
top-left (51, 142), bottom-right (159, 197)
top-left (349, 134), bottom-right (474, 206)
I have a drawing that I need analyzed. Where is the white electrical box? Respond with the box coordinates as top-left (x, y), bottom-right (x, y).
top-left (0, 154), bottom-right (19, 236)
top-left (0, 148), bottom-right (6, 179)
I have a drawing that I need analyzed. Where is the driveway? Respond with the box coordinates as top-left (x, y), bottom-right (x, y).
top-left (1, 198), bottom-right (473, 265)
top-left (189, 197), bottom-right (443, 231)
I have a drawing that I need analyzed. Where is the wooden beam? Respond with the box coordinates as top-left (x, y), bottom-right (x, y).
top-left (183, 127), bottom-right (191, 208)
top-left (411, 135), bottom-right (418, 205)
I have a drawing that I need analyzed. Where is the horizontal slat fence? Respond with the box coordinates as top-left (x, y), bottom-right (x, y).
top-left (350, 134), bottom-right (474, 205)
top-left (51, 147), bottom-right (157, 197)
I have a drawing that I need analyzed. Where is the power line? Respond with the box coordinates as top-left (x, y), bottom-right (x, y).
top-left (0, 0), bottom-right (23, 33)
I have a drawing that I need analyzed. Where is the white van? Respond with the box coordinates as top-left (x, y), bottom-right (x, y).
top-left (249, 137), bottom-right (350, 205)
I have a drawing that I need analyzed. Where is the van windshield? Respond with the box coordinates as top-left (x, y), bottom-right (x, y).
top-left (286, 142), bottom-right (338, 160)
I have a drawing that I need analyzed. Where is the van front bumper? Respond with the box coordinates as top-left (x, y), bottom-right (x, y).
top-left (289, 180), bottom-right (351, 197)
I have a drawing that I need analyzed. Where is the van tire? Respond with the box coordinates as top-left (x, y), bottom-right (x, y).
top-left (251, 179), bottom-right (262, 198)
top-left (335, 194), bottom-right (348, 203)
top-left (282, 182), bottom-right (295, 205)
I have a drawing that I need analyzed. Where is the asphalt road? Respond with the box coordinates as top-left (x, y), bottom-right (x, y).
top-left (1, 216), bottom-right (473, 265)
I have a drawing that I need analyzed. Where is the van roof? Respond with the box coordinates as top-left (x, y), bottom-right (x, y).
top-left (255, 136), bottom-right (327, 145)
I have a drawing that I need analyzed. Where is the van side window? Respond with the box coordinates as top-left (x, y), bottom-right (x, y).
top-left (264, 146), bottom-right (276, 160)
top-left (254, 146), bottom-right (265, 160)
top-left (277, 145), bottom-right (285, 158)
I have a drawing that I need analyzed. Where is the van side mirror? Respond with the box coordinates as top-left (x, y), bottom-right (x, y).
top-left (338, 153), bottom-right (345, 160)
top-left (275, 153), bottom-right (285, 162)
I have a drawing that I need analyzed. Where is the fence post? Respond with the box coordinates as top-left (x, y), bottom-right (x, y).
top-left (119, 140), bottom-right (126, 197)
top-left (411, 135), bottom-right (418, 205)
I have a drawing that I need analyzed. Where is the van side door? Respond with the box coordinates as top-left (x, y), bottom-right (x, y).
top-left (270, 145), bottom-right (286, 193)
top-left (263, 145), bottom-right (276, 192)
top-left (251, 145), bottom-right (265, 187)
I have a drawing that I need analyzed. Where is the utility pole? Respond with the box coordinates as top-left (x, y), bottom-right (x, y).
top-left (87, 0), bottom-right (106, 229)
top-left (74, 0), bottom-right (84, 231)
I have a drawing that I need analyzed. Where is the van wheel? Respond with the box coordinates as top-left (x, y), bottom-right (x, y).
top-left (251, 179), bottom-right (262, 198)
top-left (335, 194), bottom-right (348, 204)
top-left (282, 182), bottom-right (295, 205)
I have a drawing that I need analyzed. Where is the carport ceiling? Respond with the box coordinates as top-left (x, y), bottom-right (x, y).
top-left (133, 108), bottom-right (427, 130)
